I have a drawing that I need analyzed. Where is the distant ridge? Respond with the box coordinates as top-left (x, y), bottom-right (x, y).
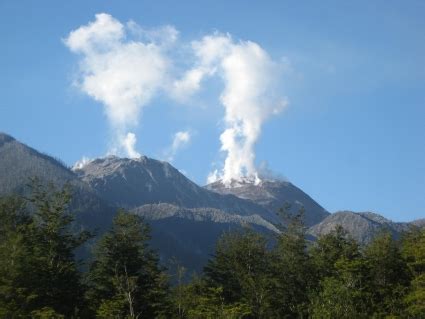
top-left (308, 211), bottom-right (412, 244)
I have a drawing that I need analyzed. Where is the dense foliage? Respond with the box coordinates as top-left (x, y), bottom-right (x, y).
top-left (0, 186), bottom-right (424, 318)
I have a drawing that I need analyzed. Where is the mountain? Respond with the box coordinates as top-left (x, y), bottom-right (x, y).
top-left (410, 218), bottom-right (425, 228)
top-left (308, 211), bottom-right (410, 244)
top-left (133, 203), bottom-right (278, 231)
top-left (75, 156), bottom-right (278, 222)
top-left (0, 133), bottom-right (284, 273)
top-left (0, 132), bottom-right (116, 231)
top-left (8, 132), bottom-right (418, 274)
top-left (0, 133), bottom-right (275, 274)
top-left (0, 133), bottom-right (74, 194)
top-left (206, 178), bottom-right (330, 227)
top-left (73, 156), bottom-right (286, 272)
top-left (133, 203), bottom-right (279, 272)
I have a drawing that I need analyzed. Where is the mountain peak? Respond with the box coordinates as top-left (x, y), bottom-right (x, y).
top-left (208, 175), bottom-right (291, 190)
top-left (207, 176), bottom-right (289, 191)
top-left (206, 176), bottom-right (329, 226)
top-left (211, 176), bottom-right (262, 189)
top-left (74, 154), bottom-right (206, 208)
top-left (73, 154), bottom-right (277, 221)
top-left (74, 155), bottom-right (179, 182)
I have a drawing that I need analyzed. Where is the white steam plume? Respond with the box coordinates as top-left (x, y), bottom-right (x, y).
top-left (72, 156), bottom-right (93, 170)
top-left (122, 132), bottom-right (141, 158)
top-left (165, 130), bottom-right (191, 162)
top-left (65, 15), bottom-right (286, 178)
top-left (64, 13), bottom-right (176, 158)
top-left (175, 34), bottom-right (287, 185)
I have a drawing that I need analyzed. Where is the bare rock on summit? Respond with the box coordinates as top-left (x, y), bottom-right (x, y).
top-left (206, 178), bottom-right (330, 227)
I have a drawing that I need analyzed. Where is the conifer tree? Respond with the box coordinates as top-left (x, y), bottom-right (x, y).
top-left (87, 211), bottom-right (169, 318)
top-left (25, 181), bottom-right (92, 316)
top-left (269, 208), bottom-right (313, 317)
top-left (0, 181), bottom-right (91, 317)
top-left (0, 196), bottom-right (33, 317)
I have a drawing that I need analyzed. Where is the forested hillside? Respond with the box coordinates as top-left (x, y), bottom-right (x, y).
top-left (1, 185), bottom-right (424, 318)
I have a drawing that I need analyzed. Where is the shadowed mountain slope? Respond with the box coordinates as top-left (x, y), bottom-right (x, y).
top-left (0, 132), bottom-right (115, 231)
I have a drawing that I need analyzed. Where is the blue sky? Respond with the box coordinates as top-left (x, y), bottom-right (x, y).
top-left (1, 0), bottom-right (424, 222)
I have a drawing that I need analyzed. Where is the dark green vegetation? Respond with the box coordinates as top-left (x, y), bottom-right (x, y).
top-left (1, 186), bottom-right (424, 318)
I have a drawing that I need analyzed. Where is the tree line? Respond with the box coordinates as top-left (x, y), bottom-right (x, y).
top-left (0, 183), bottom-right (424, 318)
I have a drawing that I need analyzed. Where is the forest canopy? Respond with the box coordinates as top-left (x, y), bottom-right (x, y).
top-left (0, 184), bottom-right (424, 318)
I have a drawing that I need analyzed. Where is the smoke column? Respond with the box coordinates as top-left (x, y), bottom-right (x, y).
top-left (64, 13), bottom-right (176, 158)
top-left (175, 34), bottom-right (287, 185)
top-left (65, 15), bottom-right (286, 178)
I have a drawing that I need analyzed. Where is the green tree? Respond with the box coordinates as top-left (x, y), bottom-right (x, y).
top-left (309, 258), bottom-right (371, 318)
top-left (203, 229), bottom-right (272, 318)
top-left (364, 231), bottom-right (411, 316)
top-left (310, 225), bottom-right (360, 279)
top-left (169, 260), bottom-right (188, 319)
top-left (0, 196), bottom-right (34, 317)
top-left (25, 181), bottom-right (92, 316)
top-left (170, 276), bottom-right (250, 319)
top-left (87, 211), bottom-right (169, 318)
top-left (269, 208), bottom-right (314, 317)
top-left (402, 227), bottom-right (425, 318)
top-left (0, 182), bottom-right (91, 317)
top-left (309, 226), bottom-right (371, 318)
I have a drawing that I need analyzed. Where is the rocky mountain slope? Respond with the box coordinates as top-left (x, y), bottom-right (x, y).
top-left (0, 133), bottom-right (115, 231)
top-left (411, 218), bottom-right (425, 228)
top-left (133, 203), bottom-right (279, 233)
top-left (133, 203), bottom-right (279, 271)
top-left (206, 178), bottom-right (329, 226)
top-left (75, 156), bottom-right (278, 222)
top-left (308, 211), bottom-right (411, 244)
top-left (74, 156), bottom-right (287, 271)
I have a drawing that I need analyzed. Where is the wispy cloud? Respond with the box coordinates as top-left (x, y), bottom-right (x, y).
top-left (72, 156), bottom-right (93, 170)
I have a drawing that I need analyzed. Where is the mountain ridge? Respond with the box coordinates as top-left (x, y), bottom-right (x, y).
top-left (308, 210), bottom-right (412, 244)
top-left (75, 155), bottom-right (279, 223)
top-left (206, 178), bottom-right (330, 227)
top-left (1, 132), bottom-right (422, 273)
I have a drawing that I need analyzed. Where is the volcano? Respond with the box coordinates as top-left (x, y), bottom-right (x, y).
top-left (206, 178), bottom-right (330, 227)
